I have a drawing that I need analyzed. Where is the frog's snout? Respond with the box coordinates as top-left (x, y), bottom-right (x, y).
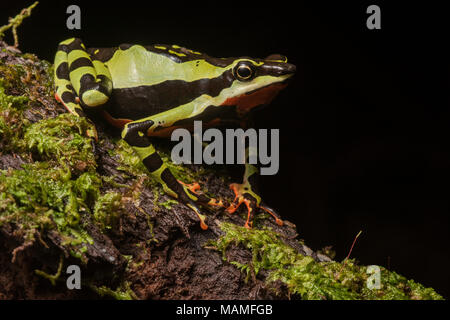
top-left (261, 61), bottom-right (296, 78)
top-left (263, 53), bottom-right (296, 76)
top-left (280, 62), bottom-right (296, 75)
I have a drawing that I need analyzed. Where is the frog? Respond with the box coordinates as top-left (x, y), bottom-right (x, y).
top-left (53, 37), bottom-right (296, 230)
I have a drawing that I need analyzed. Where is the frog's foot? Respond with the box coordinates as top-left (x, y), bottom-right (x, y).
top-left (160, 179), bottom-right (209, 230)
top-left (178, 180), bottom-right (226, 210)
top-left (185, 201), bottom-right (208, 231)
top-left (227, 183), bottom-right (284, 229)
top-left (173, 180), bottom-right (222, 231)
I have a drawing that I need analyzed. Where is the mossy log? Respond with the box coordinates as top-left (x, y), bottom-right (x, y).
top-left (0, 40), bottom-right (444, 300)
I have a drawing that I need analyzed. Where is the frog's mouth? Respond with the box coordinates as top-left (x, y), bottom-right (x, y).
top-left (221, 81), bottom-right (288, 115)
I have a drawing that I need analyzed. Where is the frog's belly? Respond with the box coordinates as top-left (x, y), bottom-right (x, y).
top-left (103, 101), bottom-right (240, 138)
top-left (102, 110), bottom-right (239, 138)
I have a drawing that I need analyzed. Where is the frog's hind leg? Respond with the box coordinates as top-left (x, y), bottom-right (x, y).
top-left (177, 180), bottom-right (225, 209)
top-left (227, 147), bottom-right (284, 229)
top-left (54, 40), bottom-right (85, 117)
top-left (56, 38), bottom-right (112, 109)
top-left (54, 38), bottom-right (113, 139)
top-left (170, 141), bottom-right (225, 210)
top-left (121, 120), bottom-right (208, 230)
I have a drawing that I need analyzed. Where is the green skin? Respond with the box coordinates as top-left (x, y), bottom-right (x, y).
top-left (54, 38), bottom-right (296, 230)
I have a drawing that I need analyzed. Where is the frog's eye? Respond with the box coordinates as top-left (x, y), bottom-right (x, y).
top-left (234, 62), bottom-right (254, 81)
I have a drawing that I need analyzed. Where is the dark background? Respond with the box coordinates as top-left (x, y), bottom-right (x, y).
top-left (1, 0), bottom-right (449, 298)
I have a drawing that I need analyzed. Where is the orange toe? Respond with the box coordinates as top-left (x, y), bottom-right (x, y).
top-left (259, 206), bottom-right (284, 226)
top-left (178, 180), bottom-right (201, 194)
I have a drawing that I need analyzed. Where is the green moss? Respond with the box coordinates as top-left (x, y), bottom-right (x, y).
top-left (30, 59), bottom-right (55, 96)
top-left (157, 199), bottom-right (178, 210)
top-left (88, 281), bottom-right (137, 300)
top-left (210, 222), bottom-right (444, 300)
top-left (0, 78), bottom-right (29, 108)
top-left (0, 163), bottom-right (126, 264)
top-left (0, 111), bottom-right (125, 261)
top-left (93, 191), bottom-right (122, 230)
top-left (0, 64), bottom-right (26, 95)
top-left (23, 113), bottom-right (96, 171)
top-left (114, 139), bottom-right (149, 177)
top-left (0, 162), bottom-right (93, 251)
top-left (0, 78), bottom-right (30, 148)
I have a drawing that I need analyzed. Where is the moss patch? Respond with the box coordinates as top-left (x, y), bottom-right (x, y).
top-left (0, 77), bottom-right (30, 150)
top-left (210, 222), bottom-right (444, 300)
top-left (88, 281), bottom-right (137, 300)
top-left (23, 113), bottom-right (96, 171)
top-left (0, 162), bottom-right (95, 253)
top-left (93, 191), bottom-right (123, 230)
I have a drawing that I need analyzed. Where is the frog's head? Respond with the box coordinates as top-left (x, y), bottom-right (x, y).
top-left (218, 54), bottom-right (296, 116)
top-left (149, 45), bottom-right (295, 119)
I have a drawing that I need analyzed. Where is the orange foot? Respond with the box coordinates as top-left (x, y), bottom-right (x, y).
top-left (227, 183), bottom-right (284, 229)
top-left (176, 180), bottom-right (227, 231)
top-left (178, 180), bottom-right (226, 209)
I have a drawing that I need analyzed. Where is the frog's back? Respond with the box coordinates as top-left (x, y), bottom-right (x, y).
top-left (88, 44), bottom-right (235, 122)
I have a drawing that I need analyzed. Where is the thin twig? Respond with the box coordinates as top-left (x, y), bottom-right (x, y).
top-left (0, 1), bottom-right (39, 47)
top-left (335, 230), bottom-right (362, 280)
top-left (34, 254), bottom-right (64, 286)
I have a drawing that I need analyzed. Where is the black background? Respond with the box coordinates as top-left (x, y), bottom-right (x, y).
top-left (1, 0), bottom-right (449, 298)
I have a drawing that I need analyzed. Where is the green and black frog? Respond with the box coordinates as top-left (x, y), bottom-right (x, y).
top-left (54, 38), bottom-right (295, 230)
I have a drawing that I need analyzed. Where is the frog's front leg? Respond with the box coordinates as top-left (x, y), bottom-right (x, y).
top-left (121, 120), bottom-right (208, 230)
top-left (227, 146), bottom-right (284, 229)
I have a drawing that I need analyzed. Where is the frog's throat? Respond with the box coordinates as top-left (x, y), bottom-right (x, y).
top-left (220, 82), bottom-right (287, 115)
